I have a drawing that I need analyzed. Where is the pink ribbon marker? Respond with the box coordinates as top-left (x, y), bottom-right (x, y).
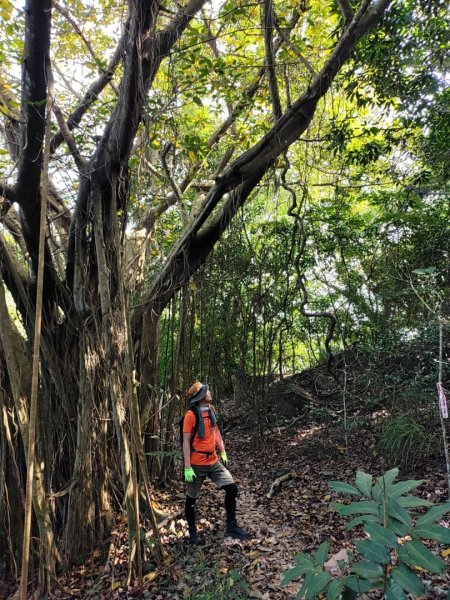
top-left (437, 382), bottom-right (448, 419)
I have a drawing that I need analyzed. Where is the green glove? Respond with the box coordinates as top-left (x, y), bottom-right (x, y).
top-left (184, 467), bottom-right (196, 483)
top-left (220, 452), bottom-right (228, 467)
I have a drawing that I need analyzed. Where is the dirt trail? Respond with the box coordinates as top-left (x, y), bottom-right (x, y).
top-left (14, 419), bottom-right (449, 599)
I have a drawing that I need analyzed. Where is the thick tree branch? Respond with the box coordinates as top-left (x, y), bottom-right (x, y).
top-left (16, 0), bottom-right (51, 199)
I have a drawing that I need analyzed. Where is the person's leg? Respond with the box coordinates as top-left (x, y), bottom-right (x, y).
top-left (185, 467), bottom-right (207, 544)
top-left (210, 462), bottom-right (251, 540)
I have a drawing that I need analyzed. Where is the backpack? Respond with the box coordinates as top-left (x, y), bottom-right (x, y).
top-left (179, 405), bottom-right (217, 449)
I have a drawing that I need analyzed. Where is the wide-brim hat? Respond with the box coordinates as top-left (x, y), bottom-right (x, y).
top-left (188, 383), bottom-right (208, 405)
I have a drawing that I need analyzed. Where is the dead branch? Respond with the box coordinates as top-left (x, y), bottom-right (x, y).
top-left (266, 472), bottom-right (294, 499)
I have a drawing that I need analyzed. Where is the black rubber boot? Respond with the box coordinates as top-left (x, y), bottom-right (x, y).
top-left (188, 526), bottom-right (201, 545)
top-left (225, 521), bottom-right (251, 540)
top-left (185, 496), bottom-right (201, 544)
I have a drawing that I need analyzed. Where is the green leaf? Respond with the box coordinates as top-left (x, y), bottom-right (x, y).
top-left (315, 542), bottom-right (330, 567)
top-left (346, 515), bottom-right (378, 531)
top-left (355, 471), bottom-right (373, 497)
top-left (387, 497), bottom-right (412, 528)
top-left (345, 575), bottom-right (378, 593)
top-left (372, 482), bottom-right (383, 502)
top-left (282, 554), bottom-right (316, 585)
top-left (391, 565), bottom-right (424, 595)
top-left (400, 539), bottom-right (445, 573)
top-left (386, 480), bottom-right (424, 497)
top-left (377, 468), bottom-right (399, 486)
top-left (397, 496), bottom-right (433, 509)
top-left (386, 517), bottom-right (410, 537)
top-left (329, 481), bottom-right (361, 496)
top-left (385, 580), bottom-right (406, 600)
top-left (340, 501), bottom-right (378, 516)
top-left (416, 501), bottom-right (450, 526)
top-left (351, 559), bottom-right (384, 580)
top-left (297, 570), bottom-right (332, 599)
top-left (326, 579), bottom-right (344, 600)
top-left (330, 501), bottom-right (345, 513)
top-left (364, 522), bottom-right (398, 548)
top-left (282, 563), bottom-right (303, 585)
top-left (355, 539), bottom-right (390, 564)
top-left (413, 523), bottom-right (450, 543)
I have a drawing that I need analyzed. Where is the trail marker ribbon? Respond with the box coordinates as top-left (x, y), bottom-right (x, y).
top-left (437, 382), bottom-right (448, 419)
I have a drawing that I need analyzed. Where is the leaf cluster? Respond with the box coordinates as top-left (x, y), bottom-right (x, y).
top-left (283, 468), bottom-right (450, 599)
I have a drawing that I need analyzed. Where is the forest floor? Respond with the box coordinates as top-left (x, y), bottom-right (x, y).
top-left (17, 411), bottom-right (448, 600)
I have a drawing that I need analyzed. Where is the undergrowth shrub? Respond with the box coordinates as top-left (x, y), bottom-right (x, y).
top-left (378, 416), bottom-right (439, 468)
top-left (283, 468), bottom-right (450, 599)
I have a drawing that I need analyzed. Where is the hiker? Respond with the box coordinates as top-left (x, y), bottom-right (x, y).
top-left (182, 381), bottom-right (251, 545)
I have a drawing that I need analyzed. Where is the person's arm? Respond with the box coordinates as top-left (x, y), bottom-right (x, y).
top-left (215, 428), bottom-right (229, 465)
top-left (183, 432), bottom-right (192, 468)
top-left (215, 428), bottom-right (225, 454)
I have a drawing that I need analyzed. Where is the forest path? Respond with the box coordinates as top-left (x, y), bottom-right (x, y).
top-left (50, 418), bottom-right (450, 599)
top-left (159, 419), bottom-right (450, 599)
top-left (150, 420), bottom-right (392, 598)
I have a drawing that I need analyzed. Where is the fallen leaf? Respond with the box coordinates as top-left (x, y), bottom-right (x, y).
top-left (324, 549), bottom-right (349, 575)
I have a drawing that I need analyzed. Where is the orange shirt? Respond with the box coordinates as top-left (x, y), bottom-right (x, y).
top-left (183, 405), bottom-right (218, 466)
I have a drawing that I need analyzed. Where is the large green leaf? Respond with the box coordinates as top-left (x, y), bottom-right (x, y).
top-left (355, 471), bottom-right (373, 497)
top-left (386, 517), bottom-right (411, 537)
top-left (345, 514), bottom-right (378, 531)
top-left (400, 539), bottom-right (446, 573)
top-left (377, 468), bottom-right (399, 487)
top-left (282, 554), bottom-right (316, 585)
top-left (386, 480), bottom-right (424, 498)
top-left (364, 522), bottom-right (398, 548)
top-left (415, 501), bottom-right (450, 526)
top-left (326, 579), bottom-right (344, 600)
top-left (330, 501), bottom-right (345, 513)
top-left (351, 559), bottom-right (384, 579)
top-left (397, 496), bottom-right (433, 509)
top-left (372, 482), bottom-right (383, 502)
top-left (385, 580), bottom-right (407, 600)
top-left (329, 481), bottom-right (361, 496)
top-left (387, 497), bottom-right (412, 528)
top-left (297, 570), bottom-right (332, 600)
top-left (315, 542), bottom-right (330, 567)
top-left (339, 500), bottom-right (379, 516)
top-left (391, 565), bottom-right (424, 595)
top-left (344, 576), bottom-right (378, 593)
top-left (413, 523), bottom-right (450, 543)
top-left (355, 539), bottom-right (390, 564)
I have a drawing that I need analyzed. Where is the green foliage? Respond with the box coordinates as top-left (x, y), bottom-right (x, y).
top-left (378, 416), bottom-right (439, 468)
top-left (283, 468), bottom-right (450, 599)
